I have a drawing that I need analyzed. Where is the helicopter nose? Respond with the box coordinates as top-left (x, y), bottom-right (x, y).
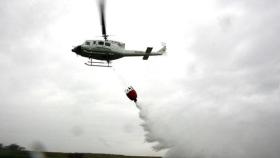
top-left (72, 45), bottom-right (81, 53)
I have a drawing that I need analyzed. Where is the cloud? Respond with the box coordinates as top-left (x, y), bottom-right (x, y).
top-left (1, 0), bottom-right (279, 157)
top-left (139, 0), bottom-right (280, 157)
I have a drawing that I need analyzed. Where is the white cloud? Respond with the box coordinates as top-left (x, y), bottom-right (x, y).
top-left (137, 0), bottom-right (280, 157)
top-left (1, 0), bottom-right (280, 157)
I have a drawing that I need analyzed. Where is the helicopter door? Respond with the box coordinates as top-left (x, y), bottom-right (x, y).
top-left (105, 42), bottom-right (111, 47)
top-left (98, 41), bottom-right (105, 47)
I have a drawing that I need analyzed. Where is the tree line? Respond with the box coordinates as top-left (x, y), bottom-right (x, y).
top-left (0, 143), bottom-right (25, 151)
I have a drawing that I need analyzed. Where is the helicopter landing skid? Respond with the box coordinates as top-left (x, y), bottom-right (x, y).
top-left (85, 59), bottom-right (112, 67)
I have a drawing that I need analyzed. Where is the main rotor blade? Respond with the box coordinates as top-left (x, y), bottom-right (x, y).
top-left (99, 0), bottom-right (108, 40)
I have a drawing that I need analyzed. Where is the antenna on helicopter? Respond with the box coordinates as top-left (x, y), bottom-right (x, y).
top-left (99, 0), bottom-right (108, 41)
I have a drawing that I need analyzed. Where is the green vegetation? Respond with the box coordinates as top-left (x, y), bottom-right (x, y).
top-left (0, 149), bottom-right (29, 158)
top-left (0, 150), bottom-right (161, 158)
top-left (0, 143), bottom-right (25, 151)
top-left (0, 143), bottom-right (160, 158)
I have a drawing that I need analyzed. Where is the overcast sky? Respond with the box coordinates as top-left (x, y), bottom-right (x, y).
top-left (1, 0), bottom-right (280, 157)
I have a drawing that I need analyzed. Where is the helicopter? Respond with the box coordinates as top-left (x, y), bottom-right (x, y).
top-left (71, 0), bottom-right (166, 67)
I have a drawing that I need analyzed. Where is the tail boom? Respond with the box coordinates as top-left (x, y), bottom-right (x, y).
top-left (122, 44), bottom-right (166, 59)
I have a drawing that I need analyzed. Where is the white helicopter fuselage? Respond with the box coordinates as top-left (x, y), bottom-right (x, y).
top-left (71, 0), bottom-right (166, 66)
top-left (72, 40), bottom-right (166, 61)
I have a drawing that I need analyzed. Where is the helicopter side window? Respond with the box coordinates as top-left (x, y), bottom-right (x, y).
top-left (85, 41), bottom-right (90, 45)
top-left (105, 42), bottom-right (111, 47)
top-left (98, 41), bottom-right (104, 45)
top-left (93, 41), bottom-right (96, 45)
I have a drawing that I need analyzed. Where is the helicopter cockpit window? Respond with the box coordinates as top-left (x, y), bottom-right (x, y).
top-left (105, 42), bottom-right (111, 47)
top-left (98, 41), bottom-right (104, 45)
top-left (85, 41), bottom-right (90, 46)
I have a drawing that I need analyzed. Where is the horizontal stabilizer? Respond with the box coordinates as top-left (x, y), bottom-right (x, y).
top-left (143, 47), bottom-right (153, 60)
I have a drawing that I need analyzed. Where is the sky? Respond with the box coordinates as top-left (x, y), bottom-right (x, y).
top-left (0, 0), bottom-right (280, 157)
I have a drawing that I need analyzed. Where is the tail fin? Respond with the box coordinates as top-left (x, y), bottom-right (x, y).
top-left (157, 42), bottom-right (167, 54)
